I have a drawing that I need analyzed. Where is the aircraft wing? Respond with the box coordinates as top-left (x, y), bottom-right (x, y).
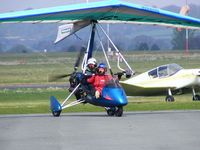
top-left (120, 81), bottom-right (176, 96)
top-left (0, 0), bottom-right (200, 30)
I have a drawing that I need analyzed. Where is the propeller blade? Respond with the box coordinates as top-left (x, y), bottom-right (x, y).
top-left (74, 46), bottom-right (86, 71)
top-left (49, 73), bottom-right (72, 81)
top-left (49, 46), bottom-right (86, 82)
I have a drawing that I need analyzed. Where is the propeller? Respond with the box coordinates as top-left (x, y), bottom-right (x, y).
top-left (74, 46), bottom-right (85, 71)
top-left (49, 73), bottom-right (73, 81)
top-left (49, 46), bottom-right (86, 81)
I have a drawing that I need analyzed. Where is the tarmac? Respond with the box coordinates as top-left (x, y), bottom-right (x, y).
top-left (0, 110), bottom-right (200, 150)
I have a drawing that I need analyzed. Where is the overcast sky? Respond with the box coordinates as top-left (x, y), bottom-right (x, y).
top-left (0, 0), bottom-right (200, 13)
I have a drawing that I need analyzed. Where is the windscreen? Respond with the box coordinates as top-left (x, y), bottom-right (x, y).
top-left (148, 64), bottom-right (182, 78)
top-left (104, 77), bottom-right (121, 88)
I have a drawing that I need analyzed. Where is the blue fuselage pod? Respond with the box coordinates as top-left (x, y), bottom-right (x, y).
top-left (89, 87), bottom-right (128, 107)
top-left (50, 96), bottom-right (62, 112)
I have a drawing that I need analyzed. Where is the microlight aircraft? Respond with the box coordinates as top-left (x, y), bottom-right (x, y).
top-left (120, 63), bottom-right (200, 102)
top-left (1, 0), bottom-right (200, 116)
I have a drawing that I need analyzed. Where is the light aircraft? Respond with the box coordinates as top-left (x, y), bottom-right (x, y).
top-left (120, 63), bottom-right (200, 102)
top-left (1, 0), bottom-right (200, 116)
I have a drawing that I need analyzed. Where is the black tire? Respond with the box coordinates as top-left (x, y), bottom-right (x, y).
top-left (106, 107), bottom-right (115, 116)
top-left (165, 95), bottom-right (175, 102)
top-left (107, 109), bottom-right (115, 116)
top-left (193, 95), bottom-right (200, 101)
top-left (52, 111), bottom-right (61, 117)
top-left (115, 106), bottom-right (123, 117)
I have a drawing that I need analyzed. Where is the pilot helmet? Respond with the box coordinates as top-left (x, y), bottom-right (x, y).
top-left (87, 58), bottom-right (97, 66)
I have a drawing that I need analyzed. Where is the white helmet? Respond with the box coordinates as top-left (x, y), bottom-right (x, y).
top-left (87, 58), bottom-right (97, 65)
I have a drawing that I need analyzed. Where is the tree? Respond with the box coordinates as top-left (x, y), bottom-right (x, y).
top-left (7, 44), bottom-right (33, 53)
top-left (135, 42), bottom-right (149, 51)
top-left (171, 29), bottom-right (195, 50)
top-left (0, 43), bottom-right (5, 53)
top-left (190, 35), bottom-right (200, 50)
top-left (151, 44), bottom-right (160, 51)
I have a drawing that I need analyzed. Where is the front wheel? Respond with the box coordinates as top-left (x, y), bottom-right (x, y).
top-left (106, 107), bottom-right (116, 116)
top-left (52, 110), bottom-right (61, 117)
top-left (193, 95), bottom-right (200, 101)
top-left (115, 106), bottom-right (123, 117)
top-left (165, 95), bottom-right (175, 102)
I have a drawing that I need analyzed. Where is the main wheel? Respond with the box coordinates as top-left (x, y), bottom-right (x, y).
top-left (106, 107), bottom-right (116, 116)
top-left (165, 95), bottom-right (175, 102)
top-left (115, 106), bottom-right (123, 117)
top-left (193, 94), bottom-right (200, 101)
top-left (52, 110), bottom-right (61, 117)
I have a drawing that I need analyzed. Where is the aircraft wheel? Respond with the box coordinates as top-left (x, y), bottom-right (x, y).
top-left (115, 106), bottom-right (123, 117)
top-left (193, 95), bottom-right (200, 101)
top-left (106, 107), bottom-right (115, 116)
top-left (165, 95), bottom-right (175, 102)
top-left (107, 110), bottom-right (115, 116)
top-left (52, 110), bottom-right (61, 117)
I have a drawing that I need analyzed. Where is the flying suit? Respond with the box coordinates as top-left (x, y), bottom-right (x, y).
top-left (87, 74), bottom-right (112, 96)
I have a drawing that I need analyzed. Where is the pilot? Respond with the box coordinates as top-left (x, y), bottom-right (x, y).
top-left (87, 63), bottom-right (112, 99)
top-left (85, 57), bottom-right (97, 76)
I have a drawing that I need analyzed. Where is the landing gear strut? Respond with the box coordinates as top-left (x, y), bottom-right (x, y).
top-left (165, 88), bottom-right (175, 102)
top-left (192, 88), bottom-right (200, 101)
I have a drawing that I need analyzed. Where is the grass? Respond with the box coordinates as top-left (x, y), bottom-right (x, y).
top-left (0, 88), bottom-right (200, 115)
top-left (0, 88), bottom-right (105, 114)
top-left (0, 50), bottom-right (200, 114)
top-left (1, 50), bottom-right (200, 83)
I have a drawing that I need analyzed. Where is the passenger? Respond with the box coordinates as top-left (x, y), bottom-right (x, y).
top-left (87, 63), bottom-right (112, 99)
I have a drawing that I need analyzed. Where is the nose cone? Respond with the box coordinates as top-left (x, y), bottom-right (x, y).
top-left (50, 96), bottom-right (62, 111)
top-left (102, 88), bottom-right (128, 106)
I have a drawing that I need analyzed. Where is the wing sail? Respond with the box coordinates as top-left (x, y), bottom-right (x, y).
top-left (0, 0), bottom-right (200, 29)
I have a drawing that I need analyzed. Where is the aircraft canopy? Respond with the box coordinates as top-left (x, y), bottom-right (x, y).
top-left (148, 64), bottom-right (183, 78)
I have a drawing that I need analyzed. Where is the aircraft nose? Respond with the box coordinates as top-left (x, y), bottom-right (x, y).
top-left (103, 88), bottom-right (128, 106)
top-left (115, 89), bottom-right (128, 105)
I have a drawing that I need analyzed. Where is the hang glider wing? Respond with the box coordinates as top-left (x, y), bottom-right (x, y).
top-left (0, 0), bottom-right (200, 29)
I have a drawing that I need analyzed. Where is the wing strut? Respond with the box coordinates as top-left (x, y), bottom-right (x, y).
top-left (96, 28), bottom-right (114, 76)
top-left (82, 22), bottom-right (96, 73)
top-left (98, 24), bottom-right (135, 75)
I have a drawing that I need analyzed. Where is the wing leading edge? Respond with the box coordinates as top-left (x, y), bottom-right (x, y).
top-left (0, 0), bottom-right (200, 29)
top-left (120, 81), bottom-right (176, 96)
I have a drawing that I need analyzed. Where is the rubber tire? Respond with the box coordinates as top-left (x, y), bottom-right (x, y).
top-left (115, 106), bottom-right (123, 117)
top-left (107, 109), bottom-right (115, 116)
top-left (193, 95), bottom-right (200, 101)
top-left (106, 107), bottom-right (116, 116)
top-left (165, 95), bottom-right (175, 102)
top-left (52, 111), bottom-right (61, 117)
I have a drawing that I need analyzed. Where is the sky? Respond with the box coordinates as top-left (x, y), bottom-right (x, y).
top-left (0, 0), bottom-right (200, 13)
